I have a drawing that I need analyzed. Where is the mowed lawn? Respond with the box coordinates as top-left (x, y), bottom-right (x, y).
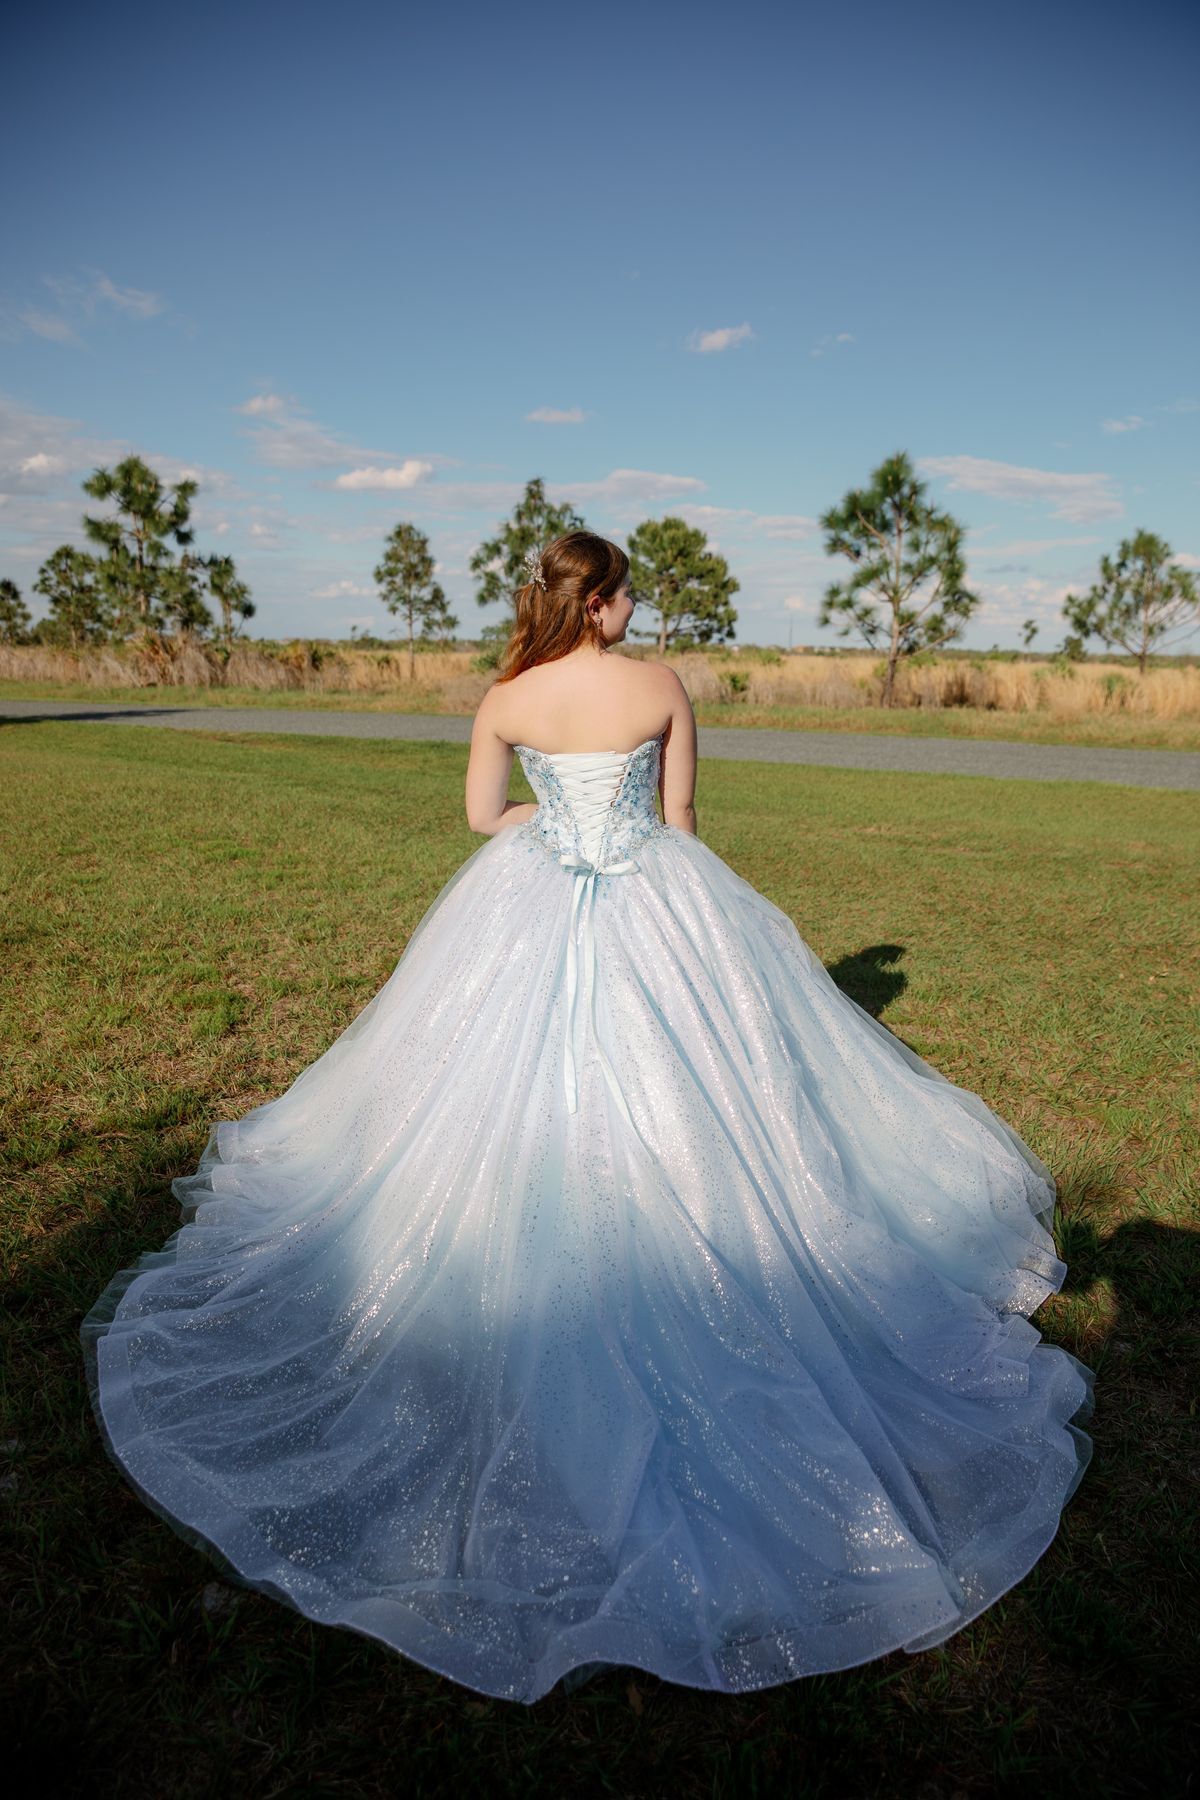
top-left (2, 720), bottom-right (1196, 1798)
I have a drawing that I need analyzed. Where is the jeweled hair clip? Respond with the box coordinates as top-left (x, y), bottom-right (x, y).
top-left (523, 547), bottom-right (547, 591)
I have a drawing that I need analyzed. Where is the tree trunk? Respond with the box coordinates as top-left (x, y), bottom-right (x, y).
top-left (885, 521), bottom-right (903, 707)
top-left (882, 635), bottom-right (901, 707)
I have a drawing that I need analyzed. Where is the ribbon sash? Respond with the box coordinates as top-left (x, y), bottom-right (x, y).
top-left (557, 850), bottom-right (639, 1128)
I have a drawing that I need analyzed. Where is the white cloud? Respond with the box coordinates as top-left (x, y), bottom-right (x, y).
top-left (668, 504), bottom-right (818, 541)
top-left (526, 406), bottom-right (586, 424)
top-left (968, 574), bottom-right (1095, 637)
top-left (970, 535), bottom-right (1104, 558)
top-left (755, 513), bottom-right (820, 540)
top-left (668, 504), bottom-right (750, 525)
top-left (235, 389), bottom-right (417, 473)
top-left (311, 579), bottom-right (377, 599)
top-left (1159, 396), bottom-right (1199, 414)
top-left (918, 454), bottom-right (1123, 524)
top-left (687, 322), bottom-right (754, 354)
top-left (0, 396), bottom-right (123, 498)
top-left (2, 268), bottom-right (167, 348)
top-left (17, 309), bottom-right (85, 347)
top-left (237, 393), bottom-right (288, 418)
top-left (19, 451), bottom-right (67, 477)
top-left (319, 521), bottom-right (399, 545)
top-left (549, 467), bottom-right (706, 506)
top-left (94, 274), bottom-right (164, 319)
top-left (333, 461), bottom-right (436, 491)
top-left (1101, 415), bottom-right (1148, 434)
top-left (44, 269), bottom-right (165, 320)
top-left (811, 331), bottom-right (855, 359)
top-left (154, 454), bottom-right (241, 493)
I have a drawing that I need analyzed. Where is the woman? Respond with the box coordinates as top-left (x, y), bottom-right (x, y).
top-left (84, 530), bottom-right (1093, 1704)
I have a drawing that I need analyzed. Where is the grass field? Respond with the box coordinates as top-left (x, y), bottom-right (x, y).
top-left (3, 676), bottom-right (1200, 752)
top-left (3, 720), bottom-right (1197, 1797)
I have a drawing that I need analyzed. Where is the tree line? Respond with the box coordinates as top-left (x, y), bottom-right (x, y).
top-left (1, 451), bottom-right (1195, 696)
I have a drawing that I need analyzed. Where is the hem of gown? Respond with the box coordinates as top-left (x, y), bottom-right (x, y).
top-left (81, 1233), bottom-right (1095, 1707)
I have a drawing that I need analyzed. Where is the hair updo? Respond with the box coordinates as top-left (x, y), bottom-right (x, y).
top-left (493, 531), bottom-right (630, 682)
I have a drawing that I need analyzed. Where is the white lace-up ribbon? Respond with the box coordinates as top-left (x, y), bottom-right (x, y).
top-left (557, 849), bottom-right (639, 1124)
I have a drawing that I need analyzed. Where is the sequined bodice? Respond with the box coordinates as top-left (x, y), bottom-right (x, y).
top-left (515, 730), bottom-right (668, 867)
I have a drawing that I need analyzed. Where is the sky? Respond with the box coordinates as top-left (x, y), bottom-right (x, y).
top-left (2, 0), bottom-right (1197, 653)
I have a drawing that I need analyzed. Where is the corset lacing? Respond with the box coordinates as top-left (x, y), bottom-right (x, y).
top-left (540, 750), bottom-right (643, 1125)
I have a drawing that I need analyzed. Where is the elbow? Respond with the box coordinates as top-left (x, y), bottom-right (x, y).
top-left (664, 802), bottom-right (698, 835)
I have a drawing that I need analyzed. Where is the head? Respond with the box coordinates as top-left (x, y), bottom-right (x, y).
top-left (494, 531), bottom-right (635, 682)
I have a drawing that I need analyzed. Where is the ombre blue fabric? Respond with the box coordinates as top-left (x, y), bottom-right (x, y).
top-left (83, 727), bottom-right (1093, 1703)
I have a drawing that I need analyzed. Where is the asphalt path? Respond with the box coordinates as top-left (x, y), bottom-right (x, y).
top-left (3, 699), bottom-right (1198, 790)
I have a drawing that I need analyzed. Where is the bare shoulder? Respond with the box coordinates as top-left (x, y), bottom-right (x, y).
top-left (470, 675), bottom-right (519, 746)
top-left (475, 662), bottom-right (569, 748)
top-left (641, 661), bottom-right (690, 704)
top-left (639, 660), bottom-right (695, 738)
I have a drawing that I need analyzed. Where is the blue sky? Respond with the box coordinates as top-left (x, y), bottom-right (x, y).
top-left (2, 0), bottom-right (1197, 651)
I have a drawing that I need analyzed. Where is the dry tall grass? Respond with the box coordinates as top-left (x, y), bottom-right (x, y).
top-left (676, 651), bottom-right (1200, 721)
top-left (2, 640), bottom-right (1197, 721)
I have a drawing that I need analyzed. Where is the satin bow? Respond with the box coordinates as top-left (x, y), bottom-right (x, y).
top-left (558, 849), bottom-right (639, 1126)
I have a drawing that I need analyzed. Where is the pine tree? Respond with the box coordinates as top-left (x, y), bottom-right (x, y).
top-left (206, 555), bottom-right (256, 653)
top-left (32, 548), bottom-right (111, 647)
top-left (0, 578), bottom-right (34, 645)
top-left (819, 451), bottom-right (980, 706)
top-left (81, 455), bottom-right (197, 635)
top-left (625, 517), bottom-right (739, 654)
top-left (160, 550), bottom-right (216, 638)
top-left (374, 523), bottom-right (459, 678)
top-left (1062, 530), bottom-right (1199, 674)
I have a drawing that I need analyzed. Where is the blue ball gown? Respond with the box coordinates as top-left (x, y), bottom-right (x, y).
top-left (82, 728), bottom-right (1093, 1704)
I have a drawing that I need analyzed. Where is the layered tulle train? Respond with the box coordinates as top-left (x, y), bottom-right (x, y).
top-left (83, 801), bottom-right (1093, 1703)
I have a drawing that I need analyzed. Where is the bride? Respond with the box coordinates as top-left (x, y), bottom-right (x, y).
top-left (83, 529), bottom-right (1094, 1705)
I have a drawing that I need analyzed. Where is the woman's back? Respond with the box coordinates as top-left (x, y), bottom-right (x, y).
top-left (489, 649), bottom-right (675, 755)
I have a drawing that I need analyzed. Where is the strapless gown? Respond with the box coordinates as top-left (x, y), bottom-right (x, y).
top-left (82, 729), bottom-right (1094, 1704)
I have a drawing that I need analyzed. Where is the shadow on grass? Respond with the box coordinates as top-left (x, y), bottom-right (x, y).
top-left (826, 942), bottom-right (908, 1019)
top-left (2, 1088), bottom-right (1196, 1797)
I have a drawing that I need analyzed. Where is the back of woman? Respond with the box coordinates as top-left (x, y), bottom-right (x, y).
top-left (465, 530), bottom-right (698, 836)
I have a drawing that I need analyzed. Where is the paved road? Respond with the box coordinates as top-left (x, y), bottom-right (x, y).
top-left (3, 699), bottom-right (1198, 790)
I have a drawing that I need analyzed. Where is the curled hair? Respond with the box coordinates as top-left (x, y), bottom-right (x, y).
top-left (494, 531), bottom-right (630, 682)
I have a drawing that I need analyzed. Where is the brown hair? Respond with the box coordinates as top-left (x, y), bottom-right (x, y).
top-left (493, 531), bottom-right (630, 682)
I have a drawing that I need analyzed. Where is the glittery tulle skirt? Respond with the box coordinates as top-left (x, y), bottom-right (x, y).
top-left (82, 819), bottom-right (1093, 1703)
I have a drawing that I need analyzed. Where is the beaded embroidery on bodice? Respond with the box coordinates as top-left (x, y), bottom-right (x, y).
top-left (515, 729), bottom-right (668, 867)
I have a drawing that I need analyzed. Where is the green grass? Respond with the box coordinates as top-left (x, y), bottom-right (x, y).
top-left (3, 676), bottom-right (1199, 750)
top-left (2, 721), bottom-right (1197, 1798)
